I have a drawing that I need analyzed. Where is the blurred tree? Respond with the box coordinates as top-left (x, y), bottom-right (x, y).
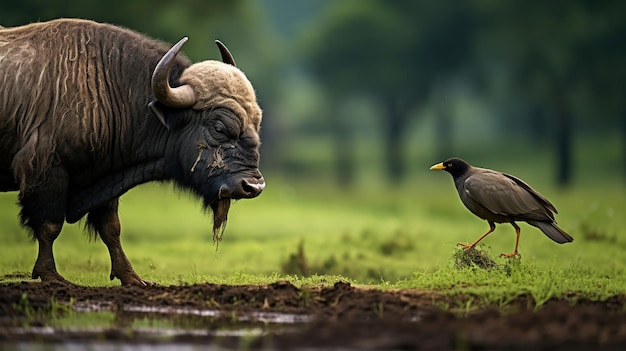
top-left (300, 0), bottom-right (475, 183)
top-left (433, 78), bottom-right (455, 161)
top-left (0, 0), bottom-right (240, 55)
top-left (573, 0), bottom-right (626, 181)
top-left (475, 0), bottom-right (626, 185)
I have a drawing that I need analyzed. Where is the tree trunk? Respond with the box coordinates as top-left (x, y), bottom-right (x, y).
top-left (383, 99), bottom-right (406, 182)
top-left (555, 99), bottom-right (573, 187)
top-left (434, 80), bottom-right (453, 160)
top-left (528, 104), bottom-right (547, 144)
top-left (622, 111), bottom-right (626, 183)
top-left (329, 98), bottom-right (355, 187)
top-left (334, 120), bottom-right (355, 187)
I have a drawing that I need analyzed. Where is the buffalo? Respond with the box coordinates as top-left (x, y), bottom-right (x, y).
top-left (0, 19), bottom-right (265, 285)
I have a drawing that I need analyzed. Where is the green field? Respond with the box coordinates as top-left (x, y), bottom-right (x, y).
top-left (1, 146), bottom-right (625, 306)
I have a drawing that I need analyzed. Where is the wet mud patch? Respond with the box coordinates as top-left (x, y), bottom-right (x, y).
top-left (0, 281), bottom-right (625, 350)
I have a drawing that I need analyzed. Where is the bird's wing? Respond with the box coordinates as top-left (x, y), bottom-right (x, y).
top-left (463, 170), bottom-right (552, 220)
top-left (501, 173), bottom-right (558, 214)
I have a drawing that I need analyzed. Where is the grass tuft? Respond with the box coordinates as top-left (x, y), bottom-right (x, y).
top-left (451, 247), bottom-right (498, 270)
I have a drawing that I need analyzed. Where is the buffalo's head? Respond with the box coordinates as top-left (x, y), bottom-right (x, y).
top-left (149, 38), bottom-right (264, 243)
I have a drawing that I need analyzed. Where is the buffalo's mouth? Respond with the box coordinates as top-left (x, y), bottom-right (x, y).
top-left (218, 175), bottom-right (266, 200)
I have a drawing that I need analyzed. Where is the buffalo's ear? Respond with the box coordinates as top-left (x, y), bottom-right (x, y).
top-left (148, 101), bottom-right (169, 129)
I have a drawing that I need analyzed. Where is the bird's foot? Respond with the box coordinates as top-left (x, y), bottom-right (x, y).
top-left (499, 251), bottom-right (520, 258)
top-left (457, 242), bottom-right (476, 251)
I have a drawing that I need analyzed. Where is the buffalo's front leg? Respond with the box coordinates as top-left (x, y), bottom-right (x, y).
top-left (87, 199), bottom-right (152, 286)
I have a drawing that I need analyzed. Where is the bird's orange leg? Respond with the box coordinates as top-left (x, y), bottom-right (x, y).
top-left (458, 221), bottom-right (496, 250)
top-left (500, 222), bottom-right (521, 258)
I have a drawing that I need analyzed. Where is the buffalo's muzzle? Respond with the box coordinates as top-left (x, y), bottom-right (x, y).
top-left (219, 174), bottom-right (265, 199)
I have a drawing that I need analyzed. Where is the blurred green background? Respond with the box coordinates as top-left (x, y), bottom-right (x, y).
top-left (1, 0), bottom-right (625, 285)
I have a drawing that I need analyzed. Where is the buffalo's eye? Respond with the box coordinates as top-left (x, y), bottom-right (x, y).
top-left (213, 121), bottom-right (226, 134)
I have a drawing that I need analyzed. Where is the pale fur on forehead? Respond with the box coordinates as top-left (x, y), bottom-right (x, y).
top-left (179, 61), bottom-right (262, 128)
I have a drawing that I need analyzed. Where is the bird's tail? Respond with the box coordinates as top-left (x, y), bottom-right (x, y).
top-left (527, 221), bottom-right (573, 244)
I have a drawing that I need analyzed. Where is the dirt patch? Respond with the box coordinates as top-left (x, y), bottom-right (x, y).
top-left (0, 280), bottom-right (625, 350)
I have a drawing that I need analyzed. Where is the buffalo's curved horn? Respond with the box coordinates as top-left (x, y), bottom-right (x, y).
top-left (152, 37), bottom-right (197, 108)
top-left (215, 40), bottom-right (236, 66)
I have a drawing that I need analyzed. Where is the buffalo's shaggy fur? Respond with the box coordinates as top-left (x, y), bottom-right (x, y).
top-left (0, 19), bottom-right (264, 285)
top-left (0, 19), bottom-right (185, 191)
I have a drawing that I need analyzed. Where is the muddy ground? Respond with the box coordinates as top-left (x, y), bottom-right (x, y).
top-left (0, 280), bottom-right (625, 350)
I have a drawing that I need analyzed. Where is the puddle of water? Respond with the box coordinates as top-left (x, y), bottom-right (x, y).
top-left (2, 342), bottom-right (236, 351)
top-left (0, 301), bottom-right (312, 350)
top-left (82, 303), bottom-right (314, 324)
top-left (6, 325), bottom-right (268, 337)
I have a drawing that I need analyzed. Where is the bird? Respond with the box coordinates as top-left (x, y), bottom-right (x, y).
top-left (429, 157), bottom-right (573, 257)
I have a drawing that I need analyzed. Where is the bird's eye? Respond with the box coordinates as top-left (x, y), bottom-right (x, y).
top-left (447, 163), bottom-right (453, 167)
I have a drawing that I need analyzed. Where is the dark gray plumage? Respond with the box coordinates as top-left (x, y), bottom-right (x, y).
top-left (430, 158), bottom-right (573, 257)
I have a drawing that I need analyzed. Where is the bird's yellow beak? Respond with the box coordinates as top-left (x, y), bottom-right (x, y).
top-left (430, 162), bottom-right (445, 171)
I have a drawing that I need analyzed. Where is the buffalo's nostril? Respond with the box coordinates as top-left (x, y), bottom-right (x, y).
top-left (242, 178), bottom-right (265, 197)
top-left (220, 176), bottom-right (265, 200)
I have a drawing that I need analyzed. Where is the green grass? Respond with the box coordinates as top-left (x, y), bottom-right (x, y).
top-left (1, 144), bottom-right (625, 308)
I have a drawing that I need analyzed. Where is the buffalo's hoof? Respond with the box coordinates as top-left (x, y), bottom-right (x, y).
top-left (34, 271), bottom-right (74, 286)
top-left (32, 266), bottom-right (72, 284)
top-left (111, 271), bottom-right (156, 287)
